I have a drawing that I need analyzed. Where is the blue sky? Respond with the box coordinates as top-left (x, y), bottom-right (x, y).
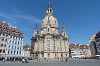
top-left (0, 0), bottom-right (100, 45)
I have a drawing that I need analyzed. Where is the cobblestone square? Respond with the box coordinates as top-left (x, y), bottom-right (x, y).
top-left (0, 59), bottom-right (100, 66)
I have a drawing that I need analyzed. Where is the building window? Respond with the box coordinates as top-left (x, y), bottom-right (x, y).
top-left (19, 38), bottom-right (20, 40)
top-left (10, 36), bottom-right (12, 38)
top-left (2, 38), bottom-right (4, 41)
top-left (3, 49), bottom-right (5, 53)
top-left (4, 44), bottom-right (6, 47)
top-left (9, 45), bottom-right (10, 48)
top-left (15, 37), bottom-right (16, 39)
top-left (12, 46), bottom-right (13, 49)
top-left (15, 41), bottom-right (17, 44)
top-left (6, 34), bottom-right (8, 37)
top-left (13, 37), bottom-right (15, 39)
top-left (9, 40), bottom-right (11, 43)
top-left (14, 51), bottom-right (16, 54)
top-left (5, 39), bottom-right (7, 42)
top-left (48, 28), bottom-right (49, 32)
top-left (0, 49), bottom-right (2, 53)
top-left (11, 51), bottom-right (13, 54)
top-left (21, 38), bottom-right (22, 40)
top-left (8, 51), bottom-right (9, 54)
top-left (1, 44), bottom-right (3, 47)
top-left (12, 41), bottom-right (14, 44)
top-left (18, 42), bottom-right (19, 44)
top-left (15, 46), bottom-right (16, 49)
top-left (19, 51), bottom-right (21, 54)
top-left (21, 42), bottom-right (22, 45)
top-left (17, 47), bottom-right (19, 49)
top-left (3, 34), bottom-right (5, 36)
top-left (20, 47), bottom-right (21, 49)
top-left (17, 51), bottom-right (18, 54)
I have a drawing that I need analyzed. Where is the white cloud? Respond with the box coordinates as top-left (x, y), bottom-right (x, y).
top-left (0, 12), bottom-right (41, 23)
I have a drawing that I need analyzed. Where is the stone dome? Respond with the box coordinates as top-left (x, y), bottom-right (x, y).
top-left (42, 15), bottom-right (58, 29)
top-left (41, 3), bottom-right (58, 29)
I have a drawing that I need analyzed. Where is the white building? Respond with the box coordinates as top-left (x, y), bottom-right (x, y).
top-left (0, 21), bottom-right (23, 60)
top-left (89, 35), bottom-right (96, 57)
top-left (69, 44), bottom-right (91, 58)
top-left (23, 45), bottom-right (31, 58)
top-left (31, 3), bottom-right (69, 59)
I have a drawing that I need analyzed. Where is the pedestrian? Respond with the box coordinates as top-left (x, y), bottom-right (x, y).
top-left (65, 58), bottom-right (69, 62)
top-left (22, 58), bottom-right (25, 63)
top-left (2, 59), bottom-right (5, 63)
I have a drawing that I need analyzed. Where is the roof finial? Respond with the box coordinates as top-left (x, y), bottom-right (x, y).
top-left (35, 24), bottom-right (38, 29)
top-left (62, 23), bottom-right (66, 32)
top-left (49, 2), bottom-right (50, 4)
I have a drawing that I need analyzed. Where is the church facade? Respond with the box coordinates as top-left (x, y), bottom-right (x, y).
top-left (31, 3), bottom-right (69, 59)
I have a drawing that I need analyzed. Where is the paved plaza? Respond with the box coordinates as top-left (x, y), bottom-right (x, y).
top-left (0, 59), bottom-right (100, 66)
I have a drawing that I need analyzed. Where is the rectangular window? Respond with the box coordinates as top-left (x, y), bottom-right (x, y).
top-left (18, 42), bottom-right (19, 44)
top-left (12, 46), bottom-right (13, 49)
top-left (17, 51), bottom-right (18, 54)
top-left (12, 41), bottom-right (14, 44)
top-left (11, 51), bottom-right (13, 54)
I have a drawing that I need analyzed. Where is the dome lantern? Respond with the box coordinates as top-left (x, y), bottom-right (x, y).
top-left (46, 2), bottom-right (53, 15)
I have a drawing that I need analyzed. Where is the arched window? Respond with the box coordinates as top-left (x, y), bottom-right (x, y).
top-left (50, 9), bottom-right (51, 12)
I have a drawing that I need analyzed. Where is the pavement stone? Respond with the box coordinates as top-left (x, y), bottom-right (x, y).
top-left (0, 59), bottom-right (100, 66)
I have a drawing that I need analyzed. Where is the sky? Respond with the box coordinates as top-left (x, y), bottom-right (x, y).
top-left (0, 0), bottom-right (100, 45)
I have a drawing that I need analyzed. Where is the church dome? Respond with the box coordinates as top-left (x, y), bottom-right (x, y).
top-left (42, 3), bottom-right (58, 29)
top-left (42, 15), bottom-right (58, 29)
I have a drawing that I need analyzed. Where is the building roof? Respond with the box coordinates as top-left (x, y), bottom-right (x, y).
top-left (23, 45), bottom-right (31, 51)
top-left (69, 44), bottom-right (89, 49)
top-left (0, 21), bottom-right (23, 37)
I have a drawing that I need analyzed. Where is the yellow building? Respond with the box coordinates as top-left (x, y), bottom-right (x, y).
top-left (31, 3), bottom-right (69, 59)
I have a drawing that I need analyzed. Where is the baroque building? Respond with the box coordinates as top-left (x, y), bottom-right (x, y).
top-left (31, 3), bottom-right (69, 59)
top-left (0, 21), bottom-right (23, 60)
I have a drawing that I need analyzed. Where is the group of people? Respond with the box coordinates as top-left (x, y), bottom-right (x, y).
top-left (0, 57), bottom-right (29, 63)
top-left (0, 57), bottom-right (69, 63)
